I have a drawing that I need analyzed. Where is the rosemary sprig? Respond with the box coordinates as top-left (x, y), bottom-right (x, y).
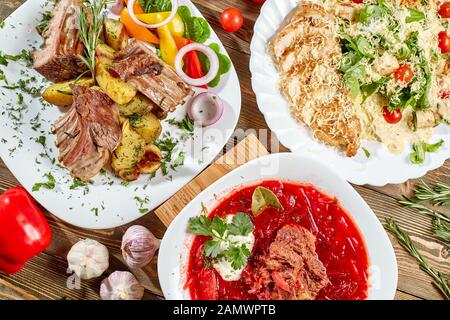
top-left (399, 197), bottom-right (450, 243)
top-left (415, 181), bottom-right (450, 206)
top-left (77, 0), bottom-right (111, 79)
top-left (384, 218), bottom-right (450, 300)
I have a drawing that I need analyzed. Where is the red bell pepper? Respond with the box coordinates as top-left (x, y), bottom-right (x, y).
top-left (0, 186), bottom-right (52, 274)
top-left (173, 36), bottom-right (208, 89)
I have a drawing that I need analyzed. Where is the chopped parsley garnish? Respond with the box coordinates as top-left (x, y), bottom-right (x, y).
top-left (362, 147), bottom-right (371, 158)
top-left (32, 172), bottom-right (56, 191)
top-left (134, 196), bottom-right (150, 213)
top-left (36, 10), bottom-right (52, 35)
top-left (166, 116), bottom-right (194, 135)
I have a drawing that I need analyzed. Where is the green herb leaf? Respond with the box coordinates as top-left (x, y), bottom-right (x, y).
top-left (188, 215), bottom-right (213, 236)
top-left (361, 77), bottom-right (390, 102)
top-left (228, 212), bottom-right (254, 236)
top-left (362, 147), bottom-right (371, 158)
top-left (225, 244), bottom-right (251, 270)
top-left (406, 8), bottom-right (425, 23)
top-left (252, 186), bottom-right (283, 216)
top-left (204, 239), bottom-right (222, 258)
top-left (359, 5), bottom-right (383, 24)
top-left (410, 140), bottom-right (444, 164)
top-left (198, 43), bottom-right (232, 87)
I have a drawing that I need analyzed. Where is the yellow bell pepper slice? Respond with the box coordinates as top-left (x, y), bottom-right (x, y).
top-left (136, 12), bottom-right (185, 37)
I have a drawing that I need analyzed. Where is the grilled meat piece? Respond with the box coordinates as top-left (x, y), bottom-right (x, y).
top-left (52, 86), bottom-right (121, 181)
top-left (112, 39), bottom-right (193, 114)
top-left (33, 0), bottom-right (87, 82)
top-left (243, 225), bottom-right (329, 300)
top-left (268, 3), bottom-right (361, 157)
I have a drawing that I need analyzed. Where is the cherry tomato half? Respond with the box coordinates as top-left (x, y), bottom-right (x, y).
top-left (441, 90), bottom-right (450, 100)
top-left (220, 8), bottom-right (244, 33)
top-left (439, 31), bottom-right (450, 53)
top-left (352, 0), bottom-right (364, 3)
top-left (383, 106), bottom-right (402, 124)
top-left (251, 0), bottom-right (266, 4)
top-left (394, 64), bottom-right (414, 84)
top-left (439, 2), bottom-right (450, 18)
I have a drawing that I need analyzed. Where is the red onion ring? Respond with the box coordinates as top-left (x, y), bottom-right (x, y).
top-left (108, 0), bottom-right (124, 15)
top-left (187, 92), bottom-right (224, 126)
top-left (174, 43), bottom-right (220, 87)
top-left (127, 0), bottom-right (179, 29)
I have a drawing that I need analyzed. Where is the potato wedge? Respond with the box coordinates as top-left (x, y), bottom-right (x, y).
top-left (96, 43), bottom-right (116, 60)
top-left (128, 113), bottom-right (162, 143)
top-left (96, 56), bottom-right (136, 105)
top-left (118, 94), bottom-right (155, 116)
top-left (42, 78), bottom-right (94, 107)
top-left (104, 18), bottom-right (129, 51)
top-left (138, 144), bottom-right (162, 174)
top-left (111, 120), bottom-right (146, 175)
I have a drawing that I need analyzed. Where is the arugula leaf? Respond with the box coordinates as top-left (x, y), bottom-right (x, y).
top-left (396, 44), bottom-right (411, 60)
top-left (226, 244), bottom-right (251, 270)
top-left (343, 60), bottom-right (367, 98)
top-left (359, 5), bottom-right (383, 24)
top-left (188, 215), bottom-right (213, 236)
top-left (228, 212), bottom-right (254, 236)
top-left (138, 0), bottom-right (172, 13)
top-left (177, 5), bottom-right (210, 43)
top-left (406, 8), bottom-right (425, 23)
top-left (410, 140), bottom-right (444, 164)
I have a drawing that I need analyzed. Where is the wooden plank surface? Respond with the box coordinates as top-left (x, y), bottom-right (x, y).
top-left (0, 0), bottom-right (448, 300)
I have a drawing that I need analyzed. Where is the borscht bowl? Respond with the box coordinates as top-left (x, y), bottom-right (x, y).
top-left (158, 153), bottom-right (397, 300)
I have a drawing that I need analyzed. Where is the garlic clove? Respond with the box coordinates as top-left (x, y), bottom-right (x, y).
top-left (67, 239), bottom-right (109, 280)
top-left (121, 225), bottom-right (160, 269)
top-left (100, 271), bottom-right (144, 300)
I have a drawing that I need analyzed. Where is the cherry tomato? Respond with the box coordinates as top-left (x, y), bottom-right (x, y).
top-left (439, 31), bottom-right (450, 53)
top-left (352, 0), bottom-right (364, 3)
top-left (439, 2), bottom-right (450, 18)
top-left (220, 8), bottom-right (244, 33)
top-left (394, 64), bottom-right (414, 84)
top-left (251, 0), bottom-right (266, 3)
top-left (383, 106), bottom-right (402, 124)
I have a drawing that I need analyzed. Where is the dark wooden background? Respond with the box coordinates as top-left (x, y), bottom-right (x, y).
top-left (0, 0), bottom-right (449, 300)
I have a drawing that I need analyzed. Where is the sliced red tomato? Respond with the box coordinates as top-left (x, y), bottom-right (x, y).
top-left (394, 64), bottom-right (414, 84)
top-left (220, 8), bottom-right (244, 33)
top-left (439, 31), bottom-right (450, 53)
top-left (197, 269), bottom-right (218, 300)
top-left (439, 2), bottom-right (450, 18)
top-left (383, 106), bottom-right (402, 124)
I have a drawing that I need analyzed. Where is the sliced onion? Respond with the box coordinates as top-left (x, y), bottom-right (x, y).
top-left (127, 0), bottom-right (179, 29)
top-left (108, 0), bottom-right (124, 15)
top-left (187, 93), bottom-right (224, 126)
top-left (175, 43), bottom-right (220, 87)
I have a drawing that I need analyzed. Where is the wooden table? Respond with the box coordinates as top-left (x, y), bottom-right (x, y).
top-left (0, 0), bottom-right (448, 301)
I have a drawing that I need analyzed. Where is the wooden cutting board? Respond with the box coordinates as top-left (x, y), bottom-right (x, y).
top-left (155, 134), bottom-right (269, 227)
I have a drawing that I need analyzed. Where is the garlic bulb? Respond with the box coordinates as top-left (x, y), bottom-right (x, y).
top-left (67, 239), bottom-right (109, 280)
top-left (100, 271), bottom-right (144, 300)
top-left (121, 225), bottom-right (160, 269)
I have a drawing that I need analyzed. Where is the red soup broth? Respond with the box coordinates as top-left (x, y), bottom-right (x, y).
top-left (186, 180), bottom-right (369, 300)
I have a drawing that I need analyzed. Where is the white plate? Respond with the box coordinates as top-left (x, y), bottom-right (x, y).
top-left (0, 0), bottom-right (241, 229)
top-left (249, 0), bottom-right (450, 186)
top-left (158, 153), bottom-right (398, 300)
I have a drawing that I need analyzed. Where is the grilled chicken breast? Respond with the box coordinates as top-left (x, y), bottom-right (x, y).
top-left (268, 2), bottom-right (361, 157)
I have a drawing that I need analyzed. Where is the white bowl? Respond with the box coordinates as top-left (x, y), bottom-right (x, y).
top-left (158, 153), bottom-right (398, 300)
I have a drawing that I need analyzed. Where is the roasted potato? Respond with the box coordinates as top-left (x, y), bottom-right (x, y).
top-left (42, 77), bottom-right (94, 107)
top-left (96, 56), bottom-right (136, 105)
top-left (128, 113), bottom-right (162, 143)
top-left (138, 144), bottom-right (162, 174)
top-left (96, 43), bottom-right (116, 60)
top-left (111, 120), bottom-right (146, 177)
top-left (104, 18), bottom-right (129, 51)
top-left (118, 94), bottom-right (155, 116)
